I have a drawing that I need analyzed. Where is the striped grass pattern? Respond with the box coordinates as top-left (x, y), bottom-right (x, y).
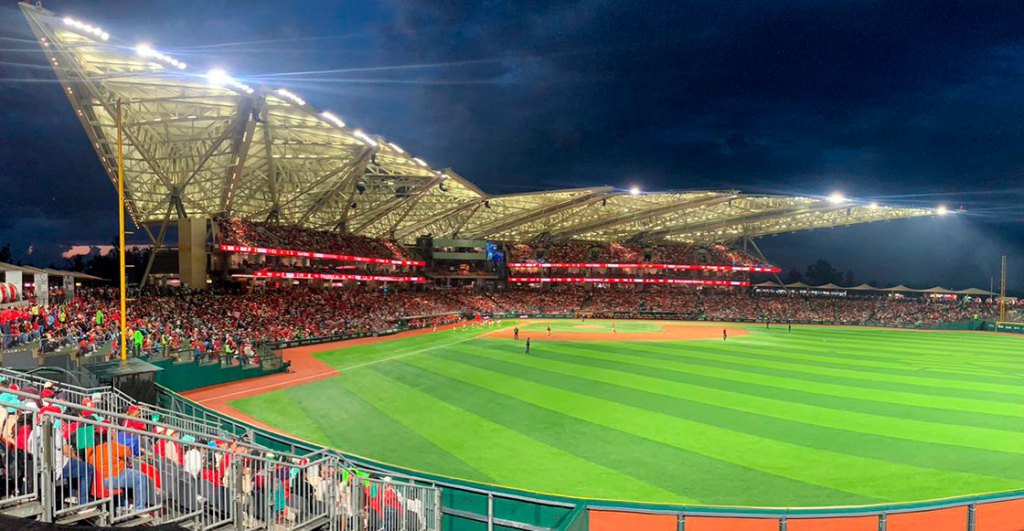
top-left (230, 322), bottom-right (1024, 507)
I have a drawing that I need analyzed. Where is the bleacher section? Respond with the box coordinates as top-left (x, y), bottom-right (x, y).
top-left (0, 367), bottom-right (441, 530)
top-left (506, 241), bottom-right (765, 266)
top-left (217, 218), bottom-right (421, 264)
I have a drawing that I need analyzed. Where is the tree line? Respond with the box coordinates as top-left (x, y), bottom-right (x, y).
top-left (0, 239), bottom-right (150, 284)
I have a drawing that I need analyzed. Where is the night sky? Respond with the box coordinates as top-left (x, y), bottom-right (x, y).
top-left (2, 1), bottom-right (1023, 291)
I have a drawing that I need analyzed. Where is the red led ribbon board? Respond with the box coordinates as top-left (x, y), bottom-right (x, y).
top-left (220, 244), bottom-right (425, 267)
top-left (253, 271), bottom-right (425, 282)
top-left (508, 262), bottom-right (779, 273)
top-left (508, 277), bottom-right (749, 286)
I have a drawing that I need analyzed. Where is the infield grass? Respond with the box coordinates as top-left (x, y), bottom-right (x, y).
top-left (231, 321), bottom-right (1024, 507)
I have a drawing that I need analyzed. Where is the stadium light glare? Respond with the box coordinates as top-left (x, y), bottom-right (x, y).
top-left (207, 69), bottom-right (252, 93)
top-left (207, 68), bottom-right (231, 86)
top-left (413, 157), bottom-right (428, 167)
top-left (353, 129), bottom-right (378, 148)
top-left (63, 17), bottom-right (109, 41)
top-left (275, 89), bottom-right (306, 106)
top-left (629, 186), bottom-right (641, 196)
top-left (937, 205), bottom-right (949, 215)
top-left (136, 44), bottom-right (187, 69)
top-left (388, 142), bottom-right (405, 154)
top-left (828, 191), bottom-right (846, 204)
top-left (868, 201), bottom-right (879, 209)
top-left (320, 111), bottom-right (346, 128)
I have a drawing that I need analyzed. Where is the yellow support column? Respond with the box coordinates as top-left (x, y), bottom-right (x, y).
top-left (117, 99), bottom-right (127, 362)
top-left (1000, 255), bottom-right (1007, 323)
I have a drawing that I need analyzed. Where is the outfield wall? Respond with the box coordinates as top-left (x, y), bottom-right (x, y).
top-left (995, 322), bottom-right (1024, 334)
top-left (156, 383), bottom-right (1024, 531)
top-left (495, 312), bottom-right (990, 331)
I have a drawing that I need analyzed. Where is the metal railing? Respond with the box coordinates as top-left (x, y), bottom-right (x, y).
top-left (0, 368), bottom-right (223, 439)
top-left (0, 387), bottom-right (442, 530)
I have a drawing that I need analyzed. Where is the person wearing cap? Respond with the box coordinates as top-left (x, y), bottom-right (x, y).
top-left (121, 405), bottom-right (147, 432)
top-left (153, 428), bottom-right (184, 466)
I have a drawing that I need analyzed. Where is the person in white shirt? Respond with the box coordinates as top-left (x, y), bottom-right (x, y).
top-left (182, 438), bottom-right (203, 478)
top-left (406, 490), bottom-right (425, 531)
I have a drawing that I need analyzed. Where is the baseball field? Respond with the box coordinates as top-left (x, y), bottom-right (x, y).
top-left (204, 320), bottom-right (1024, 507)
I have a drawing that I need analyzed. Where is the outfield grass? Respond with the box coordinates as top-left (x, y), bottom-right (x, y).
top-left (230, 321), bottom-right (1024, 507)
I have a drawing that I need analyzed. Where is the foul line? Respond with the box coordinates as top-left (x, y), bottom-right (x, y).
top-left (195, 330), bottom-right (485, 403)
top-left (192, 370), bottom-right (340, 403)
top-left (338, 333), bottom-right (481, 371)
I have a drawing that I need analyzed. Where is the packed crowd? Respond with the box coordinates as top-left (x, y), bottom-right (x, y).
top-left (492, 288), bottom-right (1000, 326)
top-left (0, 375), bottom-right (432, 529)
top-left (3, 284), bottom-right (1011, 358)
top-left (228, 258), bottom-right (409, 278)
top-left (489, 287), bottom-right (589, 315)
top-left (217, 218), bottom-right (417, 262)
top-left (122, 287), bottom-right (502, 360)
top-left (583, 288), bottom-right (703, 318)
top-left (3, 286), bottom-right (504, 358)
top-left (507, 240), bottom-right (762, 266)
top-left (1, 289), bottom-right (119, 353)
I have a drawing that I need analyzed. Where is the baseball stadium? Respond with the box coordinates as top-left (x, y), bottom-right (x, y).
top-left (3, 3), bottom-right (1024, 531)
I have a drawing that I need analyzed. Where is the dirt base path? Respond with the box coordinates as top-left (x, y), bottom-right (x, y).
top-left (481, 320), bottom-right (749, 342)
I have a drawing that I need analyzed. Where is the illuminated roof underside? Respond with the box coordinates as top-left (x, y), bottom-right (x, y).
top-left (22, 4), bottom-right (936, 245)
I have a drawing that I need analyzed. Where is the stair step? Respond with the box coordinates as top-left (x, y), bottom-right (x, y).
top-left (56, 507), bottom-right (103, 525)
top-left (2, 501), bottom-right (43, 518)
top-left (118, 513), bottom-right (156, 527)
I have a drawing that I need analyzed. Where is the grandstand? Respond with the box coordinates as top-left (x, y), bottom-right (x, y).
top-left (17, 3), bottom-right (940, 291)
top-left (8, 4), bottom-right (1024, 531)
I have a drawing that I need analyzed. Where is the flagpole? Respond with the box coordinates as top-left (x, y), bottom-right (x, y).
top-left (117, 98), bottom-right (127, 362)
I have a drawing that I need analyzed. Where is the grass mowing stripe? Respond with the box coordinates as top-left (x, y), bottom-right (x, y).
top-left (233, 323), bottom-right (1024, 506)
top-left (581, 341), bottom-right (1024, 419)
top-left (629, 338), bottom-right (1024, 390)
top-left (344, 367), bottom-right (686, 502)
top-left (719, 333), bottom-right (1022, 374)
top-left (231, 379), bottom-right (491, 482)
top-left (230, 391), bottom-right (337, 444)
top-left (699, 335), bottom-right (1024, 390)
top-left (596, 342), bottom-right (1024, 417)
top-left (741, 330), bottom-right (1024, 372)
top-left (641, 339), bottom-right (1024, 403)
top-left (534, 343), bottom-right (1024, 433)
top-left (733, 328), bottom-right (1010, 355)
top-left (373, 361), bottom-right (764, 505)
top-left (406, 354), bottom-right (1018, 503)
top-left (749, 327), bottom-right (1006, 348)
top-left (448, 345), bottom-right (1024, 477)
top-left (313, 326), bottom-right (495, 369)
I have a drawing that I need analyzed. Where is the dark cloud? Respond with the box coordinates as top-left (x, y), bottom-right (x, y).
top-left (1, 0), bottom-right (1023, 289)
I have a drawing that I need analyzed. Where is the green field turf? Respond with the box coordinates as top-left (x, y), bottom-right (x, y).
top-left (230, 321), bottom-right (1024, 507)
